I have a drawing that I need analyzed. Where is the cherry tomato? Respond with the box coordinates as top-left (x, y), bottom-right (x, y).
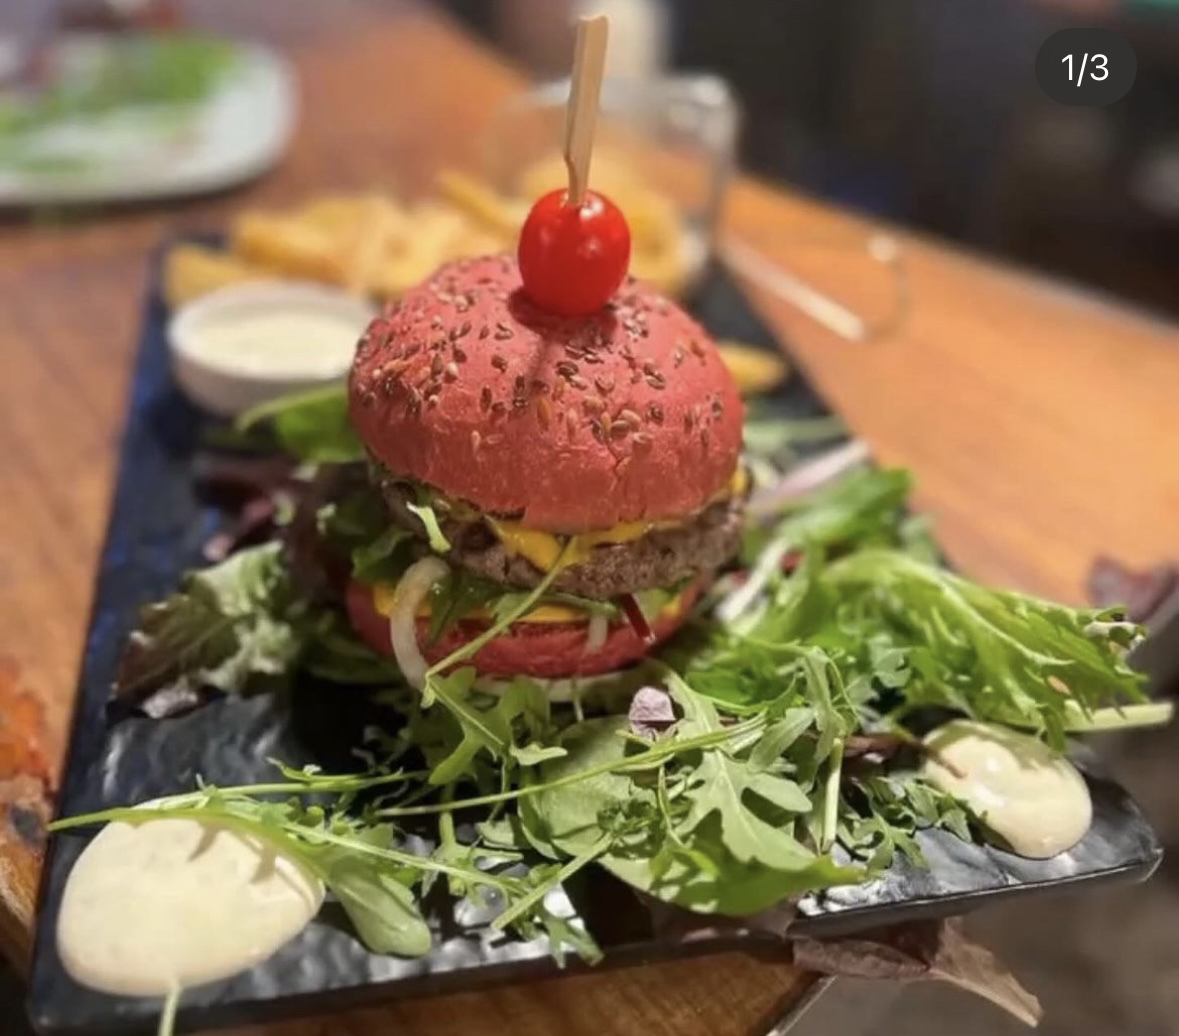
top-left (517, 188), bottom-right (631, 316)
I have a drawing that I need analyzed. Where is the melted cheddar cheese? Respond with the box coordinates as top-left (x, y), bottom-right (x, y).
top-left (373, 582), bottom-right (585, 624)
top-left (485, 517), bottom-right (659, 572)
top-left (484, 466), bottom-right (749, 573)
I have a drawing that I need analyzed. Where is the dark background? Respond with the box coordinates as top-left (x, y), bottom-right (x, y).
top-left (443, 0), bottom-right (1179, 319)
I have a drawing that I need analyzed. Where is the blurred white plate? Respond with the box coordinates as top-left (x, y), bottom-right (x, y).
top-left (0, 32), bottom-right (297, 207)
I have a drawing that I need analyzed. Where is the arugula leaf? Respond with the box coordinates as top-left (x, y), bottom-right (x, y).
top-left (511, 743), bottom-right (569, 766)
top-left (521, 672), bottom-right (863, 915)
top-left (334, 867), bottom-right (431, 956)
top-left (681, 750), bottom-right (811, 858)
top-left (237, 384), bottom-right (363, 464)
top-left (535, 912), bottom-right (604, 967)
top-left (794, 647), bottom-right (853, 764)
top-left (841, 775), bottom-right (973, 870)
top-left (746, 548), bottom-right (841, 644)
top-left (422, 672), bottom-right (561, 786)
top-left (115, 543), bottom-right (299, 708)
top-left (674, 613), bottom-right (858, 736)
top-left (489, 589), bottom-right (616, 626)
top-left (422, 668), bottom-right (510, 785)
top-left (318, 826), bottom-right (432, 956)
top-left (476, 815), bottom-right (534, 851)
top-left (533, 664), bottom-right (869, 913)
top-left (398, 692), bottom-right (474, 778)
top-left (488, 591), bottom-right (537, 626)
top-left (522, 717), bottom-right (641, 857)
top-left (667, 677), bottom-right (815, 868)
top-left (664, 630), bottom-right (793, 715)
top-left (762, 466), bottom-right (913, 546)
top-left (750, 708), bottom-right (815, 771)
top-left (427, 569), bottom-right (506, 642)
top-left (429, 804), bottom-right (485, 899)
top-left (604, 811), bottom-right (861, 916)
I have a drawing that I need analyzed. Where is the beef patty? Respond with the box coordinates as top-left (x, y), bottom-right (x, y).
top-left (377, 468), bottom-right (746, 599)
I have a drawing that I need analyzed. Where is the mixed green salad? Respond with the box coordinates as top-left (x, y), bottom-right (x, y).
top-left (52, 386), bottom-right (1166, 1011)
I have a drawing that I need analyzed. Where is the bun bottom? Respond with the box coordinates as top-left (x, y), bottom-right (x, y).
top-left (345, 578), bottom-right (703, 679)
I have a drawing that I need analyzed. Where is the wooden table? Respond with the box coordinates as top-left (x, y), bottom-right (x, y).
top-left (0, 1), bottom-right (1176, 1033)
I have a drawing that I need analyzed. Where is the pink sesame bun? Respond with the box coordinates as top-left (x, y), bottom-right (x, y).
top-left (348, 255), bottom-right (743, 532)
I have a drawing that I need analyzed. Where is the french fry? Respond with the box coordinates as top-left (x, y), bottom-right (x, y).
top-left (626, 192), bottom-right (684, 254)
top-left (162, 244), bottom-right (269, 308)
top-left (294, 195), bottom-right (372, 233)
top-left (435, 168), bottom-right (525, 238)
top-left (631, 243), bottom-right (690, 299)
top-left (717, 340), bottom-right (792, 396)
top-left (230, 212), bottom-right (347, 285)
top-left (365, 201), bottom-right (451, 297)
top-left (459, 228), bottom-right (508, 256)
top-left (338, 195), bottom-right (415, 296)
top-left (166, 153), bottom-right (699, 312)
top-left (516, 153), bottom-right (567, 202)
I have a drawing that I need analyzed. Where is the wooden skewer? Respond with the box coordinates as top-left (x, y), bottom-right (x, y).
top-left (563, 14), bottom-right (610, 207)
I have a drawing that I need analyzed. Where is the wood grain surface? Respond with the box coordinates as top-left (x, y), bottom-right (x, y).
top-left (0, 1), bottom-right (1176, 1033)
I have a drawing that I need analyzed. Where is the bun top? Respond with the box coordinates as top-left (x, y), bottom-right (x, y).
top-left (349, 255), bottom-right (743, 532)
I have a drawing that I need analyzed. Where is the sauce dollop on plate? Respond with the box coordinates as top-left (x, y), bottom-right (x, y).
top-left (923, 719), bottom-right (1092, 859)
top-left (57, 816), bottom-right (324, 997)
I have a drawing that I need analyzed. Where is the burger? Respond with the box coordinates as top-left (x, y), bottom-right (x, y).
top-left (343, 254), bottom-right (746, 687)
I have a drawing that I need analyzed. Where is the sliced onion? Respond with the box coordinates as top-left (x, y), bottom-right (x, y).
top-left (748, 440), bottom-right (871, 518)
top-left (717, 544), bottom-right (785, 627)
top-left (388, 556), bottom-right (450, 690)
top-left (585, 612), bottom-right (609, 654)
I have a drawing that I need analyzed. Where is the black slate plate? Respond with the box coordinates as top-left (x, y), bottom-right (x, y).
top-left (28, 252), bottom-right (1163, 1036)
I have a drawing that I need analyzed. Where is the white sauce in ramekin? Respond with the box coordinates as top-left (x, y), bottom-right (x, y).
top-left (168, 281), bottom-right (376, 416)
top-left (189, 305), bottom-right (361, 378)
